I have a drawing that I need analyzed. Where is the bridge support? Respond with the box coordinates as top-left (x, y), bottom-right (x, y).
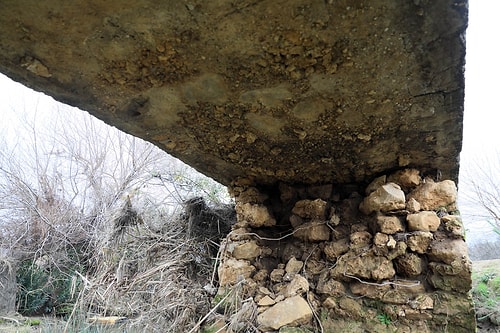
top-left (217, 169), bottom-right (475, 332)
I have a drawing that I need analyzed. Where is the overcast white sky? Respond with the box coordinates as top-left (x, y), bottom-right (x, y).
top-left (0, 2), bottom-right (499, 243)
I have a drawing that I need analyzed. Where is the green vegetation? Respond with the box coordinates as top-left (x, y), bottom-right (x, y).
top-left (376, 313), bottom-right (392, 326)
top-left (472, 263), bottom-right (500, 328)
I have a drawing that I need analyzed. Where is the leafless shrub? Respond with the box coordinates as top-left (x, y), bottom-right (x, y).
top-left (72, 197), bottom-right (234, 332)
top-left (0, 104), bottom-right (233, 329)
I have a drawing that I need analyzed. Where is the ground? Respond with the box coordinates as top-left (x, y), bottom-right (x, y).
top-left (1, 259), bottom-right (499, 332)
top-left (473, 259), bottom-right (500, 333)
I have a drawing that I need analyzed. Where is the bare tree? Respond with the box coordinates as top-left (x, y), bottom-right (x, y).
top-left (0, 103), bottom-right (230, 258)
top-left (0, 105), bottom-right (168, 259)
top-left (460, 152), bottom-right (500, 235)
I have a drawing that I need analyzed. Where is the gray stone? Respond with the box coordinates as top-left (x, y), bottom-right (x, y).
top-left (407, 231), bottom-right (434, 254)
top-left (283, 275), bottom-right (309, 297)
top-left (387, 169), bottom-right (421, 191)
top-left (236, 202), bottom-right (276, 228)
top-left (218, 258), bottom-right (256, 286)
top-left (232, 240), bottom-right (261, 260)
top-left (285, 257), bottom-right (304, 275)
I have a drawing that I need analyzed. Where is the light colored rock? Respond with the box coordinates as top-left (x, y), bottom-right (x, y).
top-left (387, 236), bottom-right (397, 249)
top-left (218, 258), bottom-right (256, 286)
top-left (284, 275), bottom-right (309, 297)
top-left (232, 240), bottom-right (261, 260)
top-left (407, 211), bottom-right (440, 232)
top-left (350, 231), bottom-right (372, 248)
top-left (441, 215), bottom-right (465, 239)
top-left (259, 286), bottom-right (273, 295)
top-left (373, 232), bottom-right (390, 256)
top-left (406, 198), bottom-right (421, 212)
top-left (387, 169), bottom-right (421, 190)
top-left (377, 215), bottom-right (405, 234)
top-left (236, 202), bottom-right (276, 227)
top-left (407, 179), bottom-right (457, 211)
top-left (324, 238), bottom-right (349, 261)
top-left (407, 231), bottom-right (433, 254)
top-left (322, 297), bottom-right (337, 309)
top-left (365, 175), bottom-right (387, 195)
top-left (359, 183), bottom-right (406, 215)
top-left (292, 199), bottom-right (328, 219)
top-left (258, 295), bottom-right (276, 306)
top-left (374, 232), bottom-right (389, 246)
top-left (293, 221), bottom-right (330, 242)
top-left (257, 296), bottom-right (312, 330)
top-left (285, 257), bottom-right (303, 275)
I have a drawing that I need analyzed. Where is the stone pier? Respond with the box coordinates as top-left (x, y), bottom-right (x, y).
top-left (218, 169), bottom-right (475, 332)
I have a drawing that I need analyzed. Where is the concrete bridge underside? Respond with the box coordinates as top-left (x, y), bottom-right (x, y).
top-left (1, 1), bottom-right (473, 332)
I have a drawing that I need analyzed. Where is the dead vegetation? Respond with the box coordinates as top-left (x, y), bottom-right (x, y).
top-left (65, 197), bottom-right (236, 332)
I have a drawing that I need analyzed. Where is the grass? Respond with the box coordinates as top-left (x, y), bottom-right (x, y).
top-left (472, 260), bottom-right (500, 328)
top-left (376, 313), bottom-right (392, 326)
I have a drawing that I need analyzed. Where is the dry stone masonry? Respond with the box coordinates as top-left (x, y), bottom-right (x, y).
top-left (217, 169), bottom-right (475, 332)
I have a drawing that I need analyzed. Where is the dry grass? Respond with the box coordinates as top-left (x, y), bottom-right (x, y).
top-left (65, 199), bottom-right (235, 333)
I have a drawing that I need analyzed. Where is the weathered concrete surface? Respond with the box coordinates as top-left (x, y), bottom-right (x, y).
top-left (0, 1), bottom-right (467, 186)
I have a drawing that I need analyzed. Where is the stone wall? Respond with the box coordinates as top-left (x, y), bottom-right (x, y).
top-left (217, 169), bottom-right (475, 332)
